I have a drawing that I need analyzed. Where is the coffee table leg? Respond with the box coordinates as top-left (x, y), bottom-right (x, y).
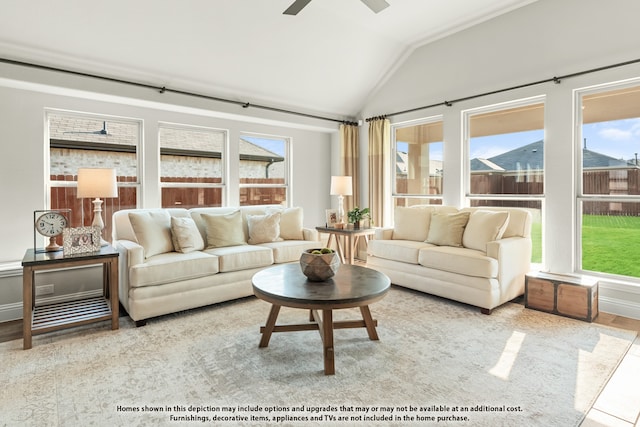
top-left (322, 309), bottom-right (335, 375)
top-left (360, 305), bottom-right (379, 340)
top-left (259, 304), bottom-right (281, 348)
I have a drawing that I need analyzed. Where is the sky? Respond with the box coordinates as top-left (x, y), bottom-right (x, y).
top-left (241, 135), bottom-right (286, 156)
top-left (398, 117), bottom-right (640, 163)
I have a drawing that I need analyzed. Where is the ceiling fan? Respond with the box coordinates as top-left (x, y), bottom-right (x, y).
top-left (63, 121), bottom-right (109, 135)
top-left (284, 0), bottom-right (389, 15)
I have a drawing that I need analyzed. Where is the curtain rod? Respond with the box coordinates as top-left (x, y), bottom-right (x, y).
top-left (0, 57), bottom-right (353, 125)
top-left (366, 57), bottom-right (640, 121)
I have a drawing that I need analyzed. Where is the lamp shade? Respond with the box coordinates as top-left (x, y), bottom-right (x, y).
top-left (77, 168), bottom-right (118, 198)
top-left (330, 176), bottom-right (353, 196)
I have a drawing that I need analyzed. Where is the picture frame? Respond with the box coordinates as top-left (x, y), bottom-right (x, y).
top-left (325, 209), bottom-right (339, 227)
top-left (63, 226), bottom-right (101, 255)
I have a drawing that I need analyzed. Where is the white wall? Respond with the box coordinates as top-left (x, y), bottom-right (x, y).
top-left (0, 61), bottom-right (335, 321)
top-left (358, 0), bottom-right (640, 318)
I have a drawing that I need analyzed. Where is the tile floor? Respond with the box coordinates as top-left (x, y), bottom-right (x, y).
top-left (581, 313), bottom-right (640, 426)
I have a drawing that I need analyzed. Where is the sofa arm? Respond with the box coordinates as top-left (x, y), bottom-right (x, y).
top-left (374, 227), bottom-right (394, 240)
top-left (113, 239), bottom-right (144, 313)
top-left (487, 237), bottom-right (532, 299)
top-left (114, 239), bottom-right (144, 266)
top-left (302, 227), bottom-right (319, 241)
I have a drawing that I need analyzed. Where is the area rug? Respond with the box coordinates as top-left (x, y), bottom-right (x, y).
top-left (0, 287), bottom-right (636, 427)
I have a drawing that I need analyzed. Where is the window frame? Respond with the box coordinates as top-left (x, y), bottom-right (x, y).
top-left (158, 121), bottom-right (228, 208)
top-left (575, 79), bottom-right (640, 281)
top-left (390, 115), bottom-right (445, 207)
top-left (462, 96), bottom-right (546, 267)
top-left (238, 132), bottom-right (291, 207)
top-left (45, 109), bottom-right (143, 241)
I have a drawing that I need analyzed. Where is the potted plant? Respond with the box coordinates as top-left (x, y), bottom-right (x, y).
top-left (347, 207), bottom-right (371, 229)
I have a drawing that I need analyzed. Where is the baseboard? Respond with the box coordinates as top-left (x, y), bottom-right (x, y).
top-left (0, 289), bottom-right (103, 323)
top-left (598, 280), bottom-right (640, 320)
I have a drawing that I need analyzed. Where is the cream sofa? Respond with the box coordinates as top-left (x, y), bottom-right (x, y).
top-left (112, 205), bottom-right (318, 325)
top-left (366, 206), bottom-right (532, 314)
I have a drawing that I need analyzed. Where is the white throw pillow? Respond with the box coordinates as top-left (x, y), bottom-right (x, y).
top-left (203, 210), bottom-right (246, 248)
top-left (247, 212), bottom-right (283, 244)
top-left (425, 211), bottom-right (470, 247)
top-left (266, 206), bottom-right (304, 240)
top-left (392, 207), bottom-right (432, 241)
top-left (170, 216), bottom-right (205, 253)
top-left (128, 211), bottom-right (174, 258)
top-left (462, 210), bottom-right (510, 252)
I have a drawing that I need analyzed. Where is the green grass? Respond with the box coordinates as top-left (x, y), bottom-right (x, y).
top-left (530, 221), bottom-right (542, 263)
top-left (582, 214), bottom-right (640, 277)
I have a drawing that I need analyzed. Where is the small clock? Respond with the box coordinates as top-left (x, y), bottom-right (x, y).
top-left (34, 210), bottom-right (69, 252)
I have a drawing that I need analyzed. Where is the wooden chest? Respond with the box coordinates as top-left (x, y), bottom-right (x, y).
top-left (524, 272), bottom-right (598, 322)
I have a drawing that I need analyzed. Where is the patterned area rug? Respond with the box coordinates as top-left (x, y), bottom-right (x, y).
top-left (1, 287), bottom-right (636, 426)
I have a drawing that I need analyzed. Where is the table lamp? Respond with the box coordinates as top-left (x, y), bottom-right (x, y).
top-left (77, 168), bottom-right (118, 246)
top-left (330, 176), bottom-right (352, 223)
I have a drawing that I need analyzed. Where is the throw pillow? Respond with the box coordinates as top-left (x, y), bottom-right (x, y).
top-left (128, 211), bottom-right (174, 258)
top-left (425, 211), bottom-right (470, 247)
top-left (462, 210), bottom-right (510, 252)
top-left (202, 210), bottom-right (246, 248)
top-left (247, 212), bottom-right (283, 244)
top-left (392, 207), bottom-right (432, 241)
top-left (170, 216), bottom-right (205, 253)
top-left (266, 206), bottom-right (304, 240)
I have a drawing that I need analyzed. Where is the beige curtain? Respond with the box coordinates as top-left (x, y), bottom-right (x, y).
top-left (339, 123), bottom-right (359, 213)
top-left (368, 118), bottom-right (391, 227)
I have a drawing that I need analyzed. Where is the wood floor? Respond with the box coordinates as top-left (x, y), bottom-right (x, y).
top-left (2, 308), bottom-right (639, 425)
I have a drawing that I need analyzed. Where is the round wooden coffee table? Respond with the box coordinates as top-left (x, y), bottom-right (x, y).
top-left (252, 263), bottom-right (390, 375)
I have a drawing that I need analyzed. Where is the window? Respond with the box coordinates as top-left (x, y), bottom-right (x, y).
top-left (159, 123), bottom-right (226, 208)
top-left (238, 134), bottom-right (289, 206)
top-left (465, 98), bottom-right (545, 264)
top-left (577, 83), bottom-right (640, 279)
top-left (392, 118), bottom-right (443, 207)
top-left (48, 111), bottom-right (140, 243)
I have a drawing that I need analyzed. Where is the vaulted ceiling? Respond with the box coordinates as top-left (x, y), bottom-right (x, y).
top-left (0, 0), bottom-right (537, 120)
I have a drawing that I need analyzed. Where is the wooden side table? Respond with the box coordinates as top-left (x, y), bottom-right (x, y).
top-left (525, 271), bottom-right (598, 322)
top-left (315, 226), bottom-right (375, 264)
top-left (21, 245), bottom-right (119, 349)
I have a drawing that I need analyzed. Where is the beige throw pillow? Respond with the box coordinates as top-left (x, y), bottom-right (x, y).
top-left (266, 206), bottom-right (304, 240)
top-left (247, 212), bottom-right (283, 244)
top-left (171, 216), bottom-right (205, 253)
top-left (203, 210), bottom-right (246, 248)
top-left (392, 207), bottom-right (432, 241)
top-left (462, 210), bottom-right (510, 252)
top-left (425, 212), bottom-right (470, 247)
top-left (128, 211), bottom-right (174, 258)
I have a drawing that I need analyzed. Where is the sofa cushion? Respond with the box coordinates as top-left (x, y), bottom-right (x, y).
top-left (425, 211), bottom-right (470, 247)
top-left (129, 251), bottom-right (219, 288)
top-left (128, 211), bottom-right (174, 258)
top-left (203, 210), bottom-right (247, 248)
top-left (392, 207), bottom-right (432, 241)
top-left (462, 210), bottom-right (510, 252)
top-left (247, 212), bottom-right (283, 244)
top-left (171, 216), bottom-right (205, 253)
top-left (259, 240), bottom-right (318, 263)
top-left (368, 239), bottom-right (434, 264)
top-left (204, 245), bottom-right (273, 272)
top-left (266, 206), bottom-right (304, 240)
top-left (418, 246), bottom-right (498, 279)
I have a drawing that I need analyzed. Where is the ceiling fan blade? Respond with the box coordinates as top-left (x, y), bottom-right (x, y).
top-left (283, 0), bottom-right (312, 15)
top-left (361, 0), bottom-right (390, 13)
